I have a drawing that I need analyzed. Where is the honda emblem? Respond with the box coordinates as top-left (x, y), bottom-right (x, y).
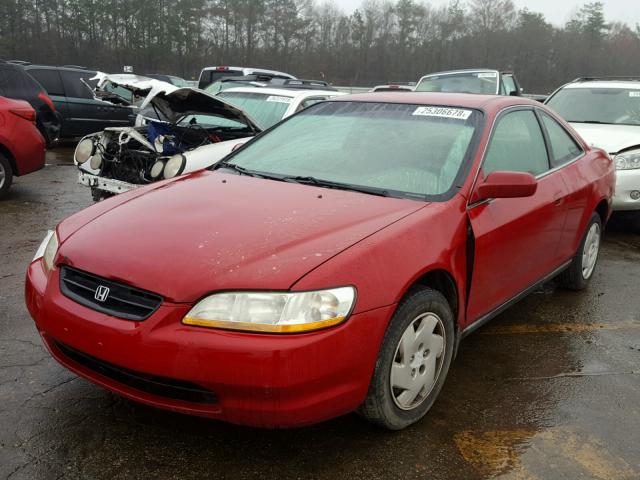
top-left (94, 285), bottom-right (110, 302)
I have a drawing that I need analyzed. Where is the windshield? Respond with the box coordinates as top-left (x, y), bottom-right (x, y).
top-left (415, 72), bottom-right (499, 95)
top-left (219, 101), bottom-right (481, 199)
top-left (546, 87), bottom-right (640, 126)
top-left (168, 76), bottom-right (188, 88)
top-left (217, 91), bottom-right (291, 129)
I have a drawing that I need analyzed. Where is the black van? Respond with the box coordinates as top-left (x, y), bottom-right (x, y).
top-left (23, 65), bottom-right (135, 138)
top-left (0, 61), bottom-right (61, 145)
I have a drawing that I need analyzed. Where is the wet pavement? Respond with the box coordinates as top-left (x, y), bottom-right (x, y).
top-left (1, 148), bottom-right (639, 479)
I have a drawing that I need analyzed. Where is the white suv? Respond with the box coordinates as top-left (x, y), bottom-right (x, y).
top-left (546, 77), bottom-right (640, 212)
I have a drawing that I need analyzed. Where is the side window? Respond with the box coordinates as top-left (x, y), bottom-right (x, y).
top-left (502, 76), bottom-right (517, 96)
top-left (27, 69), bottom-right (65, 96)
top-left (60, 70), bottom-right (95, 99)
top-left (539, 112), bottom-right (583, 167)
top-left (483, 110), bottom-right (550, 176)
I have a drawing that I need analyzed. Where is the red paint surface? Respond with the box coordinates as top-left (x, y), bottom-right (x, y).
top-left (0, 96), bottom-right (46, 175)
top-left (26, 93), bottom-right (614, 427)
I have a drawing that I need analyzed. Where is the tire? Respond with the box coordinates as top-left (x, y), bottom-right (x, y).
top-left (359, 287), bottom-right (455, 430)
top-left (0, 153), bottom-right (14, 200)
top-left (559, 212), bottom-right (602, 290)
top-left (91, 187), bottom-right (113, 202)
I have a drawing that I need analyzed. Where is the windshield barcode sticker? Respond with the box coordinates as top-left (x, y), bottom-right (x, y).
top-left (266, 96), bottom-right (292, 104)
top-left (413, 106), bottom-right (472, 120)
top-left (477, 72), bottom-right (498, 78)
top-left (630, 92), bottom-right (640, 97)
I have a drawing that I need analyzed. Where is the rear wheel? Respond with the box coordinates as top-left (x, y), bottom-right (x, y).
top-left (559, 212), bottom-right (602, 290)
top-left (0, 154), bottom-right (13, 199)
top-left (359, 287), bottom-right (455, 430)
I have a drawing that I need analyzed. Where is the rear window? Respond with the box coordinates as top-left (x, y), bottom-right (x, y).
top-left (415, 72), bottom-right (499, 95)
top-left (27, 68), bottom-right (65, 96)
top-left (199, 69), bottom-right (242, 88)
top-left (0, 65), bottom-right (42, 99)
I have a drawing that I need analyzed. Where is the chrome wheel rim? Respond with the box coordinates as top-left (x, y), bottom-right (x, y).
top-left (390, 312), bottom-right (445, 410)
top-left (582, 223), bottom-right (601, 280)
top-left (0, 162), bottom-right (5, 189)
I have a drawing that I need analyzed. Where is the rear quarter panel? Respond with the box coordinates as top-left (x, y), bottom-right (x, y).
top-left (559, 149), bottom-right (614, 256)
top-left (0, 104), bottom-right (46, 176)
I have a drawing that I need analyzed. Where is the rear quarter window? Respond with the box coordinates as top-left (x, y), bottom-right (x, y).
top-left (0, 66), bottom-right (41, 99)
top-left (539, 112), bottom-right (583, 167)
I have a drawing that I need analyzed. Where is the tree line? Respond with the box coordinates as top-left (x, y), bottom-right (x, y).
top-left (0, 0), bottom-right (638, 93)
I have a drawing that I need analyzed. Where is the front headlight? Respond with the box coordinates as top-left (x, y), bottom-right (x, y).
top-left (75, 138), bottom-right (95, 164)
top-left (615, 150), bottom-right (640, 170)
top-left (33, 230), bottom-right (59, 274)
top-left (183, 287), bottom-right (356, 333)
top-left (163, 154), bottom-right (186, 179)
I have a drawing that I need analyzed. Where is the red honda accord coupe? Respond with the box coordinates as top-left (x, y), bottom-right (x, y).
top-left (26, 93), bottom-right (614, 429)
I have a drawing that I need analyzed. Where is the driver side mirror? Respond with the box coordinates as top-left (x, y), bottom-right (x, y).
top-left (475, 171), bottom-right (538, 201)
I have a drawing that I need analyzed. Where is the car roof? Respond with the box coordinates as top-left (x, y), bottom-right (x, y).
top-left (420, 68), bottom-right (500, 77)
top-left (201, 66), bottom-right (293, 76)
top-left (220, 87), bottom-right (345, 98)
top-left (23, 64), bottom-right (95, 73)
top-left (563, 80), bottom-right (640, 90)
top-left (332, 92), bottom-right (538, 112)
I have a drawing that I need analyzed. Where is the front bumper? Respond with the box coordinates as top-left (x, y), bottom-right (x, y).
top-left (613, 169), bottom-right (640, 211)
top-left (25, 259), bottom-right (393, 428)
top-left (78, 171), bottom-right (138, 195)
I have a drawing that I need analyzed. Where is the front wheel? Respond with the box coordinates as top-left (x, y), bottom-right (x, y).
top-left (91, 187), bottom-right (113, 202)
top-left (359, 287), bottom-right (455, 430)
top-left (559, 212), bottom-right (602, 290)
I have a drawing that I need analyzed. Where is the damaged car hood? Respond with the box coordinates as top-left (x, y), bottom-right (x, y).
top-left (570, 123), bottom-right (640, 154)
top-left (57, 171), bottom-right (426, 303)
top-left (91, 72), bottom-right (261, 132)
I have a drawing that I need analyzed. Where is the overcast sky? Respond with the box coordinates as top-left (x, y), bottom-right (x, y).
top-left (332, 0), bottom-right (640, 26)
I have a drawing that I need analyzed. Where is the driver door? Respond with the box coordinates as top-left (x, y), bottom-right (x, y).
top-left (466, 108), bottom-right (569, 324)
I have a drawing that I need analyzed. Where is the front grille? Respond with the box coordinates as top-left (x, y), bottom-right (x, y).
top-left (54, 340), bottom-right (218, 405)
top-left (60, 266), bottom-right (162, 321)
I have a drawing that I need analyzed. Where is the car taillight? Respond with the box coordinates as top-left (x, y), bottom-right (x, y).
top-left (37, 91), bottom-right (56, 112)
top-left (10, 108), bottom-right (36, 122)
top-left (216, 66), bottom-right (229, 71)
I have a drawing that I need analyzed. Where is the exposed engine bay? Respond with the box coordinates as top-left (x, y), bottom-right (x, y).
top-left (74, 73), bottom-right (260, 201)
top-left (78, 121), bottom-right (251, 186)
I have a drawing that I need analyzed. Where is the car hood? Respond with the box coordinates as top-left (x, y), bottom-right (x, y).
top-left (570, 123), bottom-right (640, 154)
top-left (58, 171), bottom-right (426, 302)
top-left (91, 72), bottom-right (261, 132)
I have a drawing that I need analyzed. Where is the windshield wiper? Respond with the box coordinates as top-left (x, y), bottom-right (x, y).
top-left (570, 120), bottom-right (611, 125)
top-left (282, 175), bottom-right (391, 197)
top-left (216, 162), bottom-right (288, 181)
top-left (216, 162), bottom-right (265, 178)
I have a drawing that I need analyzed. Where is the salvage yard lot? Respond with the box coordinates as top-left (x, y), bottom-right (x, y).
top-left (1, 149), bottom-right (639, 479)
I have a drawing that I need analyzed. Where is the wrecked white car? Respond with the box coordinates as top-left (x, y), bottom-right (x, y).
top-left (74, 73), bottom-right (260, 201)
